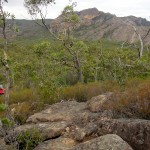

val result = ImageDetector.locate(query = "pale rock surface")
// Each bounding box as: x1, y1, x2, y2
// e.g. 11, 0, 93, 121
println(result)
71, 134, 133, 150
87, 92, 113, 112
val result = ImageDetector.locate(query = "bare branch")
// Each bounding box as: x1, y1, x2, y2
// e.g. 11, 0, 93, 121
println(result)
142, 28, 150, 40
123, 20, 144, 58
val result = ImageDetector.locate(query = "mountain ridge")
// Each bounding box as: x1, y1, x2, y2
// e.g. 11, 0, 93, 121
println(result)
72, 8, 150, 43
1, 8, 150, 44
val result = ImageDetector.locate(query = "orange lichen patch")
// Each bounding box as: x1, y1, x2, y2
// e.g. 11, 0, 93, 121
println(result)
84, 15, 97, 19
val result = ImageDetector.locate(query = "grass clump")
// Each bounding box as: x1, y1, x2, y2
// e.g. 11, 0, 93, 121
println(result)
9, 88, 39, 104
17, 129, 43, 150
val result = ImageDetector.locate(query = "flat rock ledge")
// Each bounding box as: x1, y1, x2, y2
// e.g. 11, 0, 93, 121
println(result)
71, 134, 133, 150
34, 134, 133, 150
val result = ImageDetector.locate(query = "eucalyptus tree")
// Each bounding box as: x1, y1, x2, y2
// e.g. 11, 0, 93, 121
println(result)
24, 0, 56, 37
24, 0, 87, 82
54, 5, 86, 82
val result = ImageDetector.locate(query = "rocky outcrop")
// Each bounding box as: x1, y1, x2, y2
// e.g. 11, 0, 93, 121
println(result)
87, 92, 113, 112
34, 134, 133, 150
1, 94, 150, 150
71, 134, 133, 150
34, 137, 76, 150
69, 122, 98, 142
97, 119, 150, 150
18, 122, 67, 138
26, 101, 91, 124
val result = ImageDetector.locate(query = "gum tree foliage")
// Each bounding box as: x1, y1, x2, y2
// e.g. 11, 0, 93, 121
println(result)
24, 0, 87, 82
24, 0, 55, 14
56, 5, 86, 83
24, 0, 55, 24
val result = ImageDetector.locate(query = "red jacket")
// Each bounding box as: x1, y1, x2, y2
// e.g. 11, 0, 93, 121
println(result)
0, 88, 5, 95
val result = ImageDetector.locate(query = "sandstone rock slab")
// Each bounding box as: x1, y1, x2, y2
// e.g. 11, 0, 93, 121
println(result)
34, 137, 76, 150
87, 92, 113, 112
26, 101, 88, 124
71, 134, 133, 150
97, 119, 150, 150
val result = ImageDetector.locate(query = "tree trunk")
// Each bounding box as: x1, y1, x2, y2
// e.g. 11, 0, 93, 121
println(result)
75, 53, 84, 83
138, 34, 144, 58
132, 25, 144, 58
77, 68, 83, 83
5, 68, 10, 106
94, 68, 98, 82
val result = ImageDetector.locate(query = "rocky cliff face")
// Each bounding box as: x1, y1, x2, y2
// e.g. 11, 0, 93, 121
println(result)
73, 8, 150, 44
1, 93, 150, 150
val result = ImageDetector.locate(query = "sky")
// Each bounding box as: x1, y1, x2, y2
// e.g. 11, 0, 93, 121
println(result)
3, 0, 150, 20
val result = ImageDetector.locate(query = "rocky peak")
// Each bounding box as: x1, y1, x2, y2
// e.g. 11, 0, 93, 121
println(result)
79, 8, 99, 15
121, 16, 150, 26
78, 8, 100, 20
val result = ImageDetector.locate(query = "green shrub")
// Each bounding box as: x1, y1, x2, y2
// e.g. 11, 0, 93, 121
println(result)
17, 129, 43, 150
0, 103, 7, 111
1, 118, 13, 128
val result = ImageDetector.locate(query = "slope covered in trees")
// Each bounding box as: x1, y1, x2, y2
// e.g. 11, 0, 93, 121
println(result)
2, 8, 150, 44
0, 1, 150, 149
0, 0, 150, 127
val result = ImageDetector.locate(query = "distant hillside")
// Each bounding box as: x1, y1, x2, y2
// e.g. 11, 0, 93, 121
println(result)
0, 19, 52, 41
74, 8, 150, 44
1, 8, 150, 44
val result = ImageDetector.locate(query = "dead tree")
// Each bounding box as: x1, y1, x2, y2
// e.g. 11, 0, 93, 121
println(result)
126, 21, 150, 58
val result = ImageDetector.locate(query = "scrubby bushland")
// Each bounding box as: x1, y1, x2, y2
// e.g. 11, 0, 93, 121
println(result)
100, 78, 150, 119
60, 78, 150, 119
0, 88, 44, 124
61, 81, 119, 102
1, 38, 150, 123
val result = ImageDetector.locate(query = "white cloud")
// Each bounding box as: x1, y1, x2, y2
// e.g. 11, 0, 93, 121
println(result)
3, 0, 150, 20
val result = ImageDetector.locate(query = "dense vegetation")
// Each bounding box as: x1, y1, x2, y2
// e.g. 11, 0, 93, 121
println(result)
0, 37, 150, 122
0, 2, 149, 150
0, 1, 150, 125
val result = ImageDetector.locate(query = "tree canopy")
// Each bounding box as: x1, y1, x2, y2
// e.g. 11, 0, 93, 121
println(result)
24, 0, 55, 16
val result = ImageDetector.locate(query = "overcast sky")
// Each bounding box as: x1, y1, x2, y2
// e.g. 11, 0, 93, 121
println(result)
3, 0, 150, 20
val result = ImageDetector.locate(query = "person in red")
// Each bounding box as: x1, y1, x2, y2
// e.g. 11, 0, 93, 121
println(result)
0, 84, 5, 95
